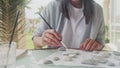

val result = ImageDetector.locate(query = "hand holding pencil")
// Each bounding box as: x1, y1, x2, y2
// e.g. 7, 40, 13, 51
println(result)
41, 29, 62, 47
39, 13, 68, 48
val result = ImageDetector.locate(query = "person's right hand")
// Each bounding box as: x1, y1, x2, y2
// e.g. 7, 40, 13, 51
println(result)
41, 29, 62, 46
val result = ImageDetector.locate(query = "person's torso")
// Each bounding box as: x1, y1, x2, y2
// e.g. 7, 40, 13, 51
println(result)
60, 4, 92, 48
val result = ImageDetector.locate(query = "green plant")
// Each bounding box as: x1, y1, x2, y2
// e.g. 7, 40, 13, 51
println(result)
105, 37, 110, 43
105, 25, 110, 43
0, 0, 30, 43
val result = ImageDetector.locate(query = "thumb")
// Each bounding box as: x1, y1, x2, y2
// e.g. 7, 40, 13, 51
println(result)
80, 44, 84, 50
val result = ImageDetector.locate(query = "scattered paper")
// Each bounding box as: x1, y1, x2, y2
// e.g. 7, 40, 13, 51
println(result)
38, 49, 120, 68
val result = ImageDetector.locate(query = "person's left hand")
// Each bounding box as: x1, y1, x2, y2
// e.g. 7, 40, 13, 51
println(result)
80, 39, 104, 51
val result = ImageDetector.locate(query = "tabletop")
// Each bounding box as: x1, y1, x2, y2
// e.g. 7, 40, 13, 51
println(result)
16, 49, 104, 68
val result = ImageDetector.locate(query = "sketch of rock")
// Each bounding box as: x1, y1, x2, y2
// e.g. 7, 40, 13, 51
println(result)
62, 50, 80, 58
98, 59, 108, 64
114, 56, 120, 61
92, 55, 108, 64
93, 51, 100, 54
76, 52, 80, 55
81, 59, 98, 65
93, 52, 111, 59
113, 51, 120, 56
99, 52, 111, 58
63, 56, 73, 61
41, 49, 120, 67
69, 53, 77, 58
62, 52, 69, 56
74, 51, 80, 55
58, 46, 66, 51
53, 57, 60, 61
107, 62, 115, 66
43, 60, 53, 64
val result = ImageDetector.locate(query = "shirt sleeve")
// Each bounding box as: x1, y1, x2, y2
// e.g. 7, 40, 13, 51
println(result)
32, 2, 52, 38
95, 6, 105, 45
32, 21, 48, 37
32, 0, 61, 38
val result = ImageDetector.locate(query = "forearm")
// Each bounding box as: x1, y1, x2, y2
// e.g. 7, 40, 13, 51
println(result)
32, 29, 62, 49
32, 36, 44, 49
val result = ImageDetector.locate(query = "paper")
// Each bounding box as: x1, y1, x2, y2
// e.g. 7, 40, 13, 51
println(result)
16, 49, 27, 58
16, 65, 25, 68
38, 49, 120, 68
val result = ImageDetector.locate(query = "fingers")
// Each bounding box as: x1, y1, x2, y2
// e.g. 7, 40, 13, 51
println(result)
45, 32, 61, 45
80, 44, 84, 50
94, 43, 104, 51
46, 29, 61, 40
85, 39, 95, 51
43, 36, 58, 46
89, 42, 97, 51
80, 39, 103, 51
82, 39, 91, 50
42, 29, 61, 46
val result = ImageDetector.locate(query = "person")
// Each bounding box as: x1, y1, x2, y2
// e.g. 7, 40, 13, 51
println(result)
32, 0, 105, 51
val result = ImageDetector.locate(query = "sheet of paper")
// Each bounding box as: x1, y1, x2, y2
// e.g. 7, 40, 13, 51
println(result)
38, 49, 120, 68
16, 49, 27, 58
16, 65, 25, 68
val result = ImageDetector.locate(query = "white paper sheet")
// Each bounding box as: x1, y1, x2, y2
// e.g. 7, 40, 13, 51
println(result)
16, 65, 25, 68
38, 49, 120, 68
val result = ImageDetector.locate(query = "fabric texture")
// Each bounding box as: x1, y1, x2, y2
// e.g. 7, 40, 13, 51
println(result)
33, 0, 105, 48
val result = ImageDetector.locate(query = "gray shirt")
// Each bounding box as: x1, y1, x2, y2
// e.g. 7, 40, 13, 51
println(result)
33, 0, 105, 48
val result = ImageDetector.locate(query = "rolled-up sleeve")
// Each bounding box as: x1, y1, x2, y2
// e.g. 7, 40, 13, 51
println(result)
96, 6, 105, 45
96, 18, 105, 45
32, 21, 48, 37
32, 2, 52, 38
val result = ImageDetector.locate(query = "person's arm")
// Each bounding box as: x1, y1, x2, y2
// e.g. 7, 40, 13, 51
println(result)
33, 29, 62, 49
32, 0, 62, 49
32, 1, 52, 49
80, 14, 105, 51
32, 36, 43, 49
32, 21, 47, 49
80, 3, 105, 51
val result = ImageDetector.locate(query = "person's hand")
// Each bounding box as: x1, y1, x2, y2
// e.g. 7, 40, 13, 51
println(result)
80, 39, 104, 51
41, 29, 62, 46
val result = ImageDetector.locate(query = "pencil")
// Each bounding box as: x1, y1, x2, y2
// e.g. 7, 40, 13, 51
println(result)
38, 13, 68, 49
